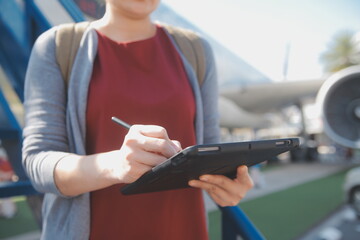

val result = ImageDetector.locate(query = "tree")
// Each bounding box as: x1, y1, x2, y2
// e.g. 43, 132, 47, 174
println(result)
320, 30, 360, 73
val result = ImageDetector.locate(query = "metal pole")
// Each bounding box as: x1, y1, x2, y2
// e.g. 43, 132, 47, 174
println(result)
220, 206, 266, 240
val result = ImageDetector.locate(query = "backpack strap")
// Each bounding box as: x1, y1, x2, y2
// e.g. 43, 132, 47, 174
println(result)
163, 24, 206, 86
55, 21, 90, 87
55, 22, 206, 87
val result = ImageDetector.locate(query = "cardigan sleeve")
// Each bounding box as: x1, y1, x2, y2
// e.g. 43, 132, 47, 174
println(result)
200, 38, 221, 144
22, 27, 71, 196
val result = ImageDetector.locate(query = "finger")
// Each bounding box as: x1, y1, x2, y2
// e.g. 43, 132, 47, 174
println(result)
234, 166, 254, 190
135, 125, 171, 139
207, 191, 232, 207
134, 151, 168, 167
189, 168, 253, 206
132, 125, 180, 156
171, 140, 182, 152
198, 173, 245, 201
199, 174, 234, 192
139, 135, 179, 158
188, 179, 236, 206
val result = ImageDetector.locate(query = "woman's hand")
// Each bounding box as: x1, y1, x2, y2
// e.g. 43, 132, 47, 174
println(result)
188, 166, 253, 207
108, 124, 182, 184
54, 124, 181, 196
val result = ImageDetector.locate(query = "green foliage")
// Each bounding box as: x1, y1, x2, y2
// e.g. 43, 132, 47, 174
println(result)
321, 30, 360, 73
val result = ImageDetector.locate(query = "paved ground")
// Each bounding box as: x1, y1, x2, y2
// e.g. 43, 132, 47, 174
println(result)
298, 205, 360, 240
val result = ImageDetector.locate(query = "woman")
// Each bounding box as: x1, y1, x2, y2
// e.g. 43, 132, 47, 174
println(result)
22, 0, 253, 239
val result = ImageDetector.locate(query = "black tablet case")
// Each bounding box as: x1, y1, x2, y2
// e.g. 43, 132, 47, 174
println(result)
121, 138, 299, 195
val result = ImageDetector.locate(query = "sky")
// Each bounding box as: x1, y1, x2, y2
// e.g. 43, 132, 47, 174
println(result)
162, 0, 360, 81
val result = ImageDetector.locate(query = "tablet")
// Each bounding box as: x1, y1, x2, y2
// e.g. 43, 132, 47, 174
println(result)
121, 137, 299, 195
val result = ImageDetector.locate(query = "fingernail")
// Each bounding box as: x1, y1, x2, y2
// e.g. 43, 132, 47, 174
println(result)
200, 176, 208, 181
171, 140, 182, 152
239, 165, 247, 172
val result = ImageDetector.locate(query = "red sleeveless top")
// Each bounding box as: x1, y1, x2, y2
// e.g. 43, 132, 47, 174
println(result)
86, 26, 208, 240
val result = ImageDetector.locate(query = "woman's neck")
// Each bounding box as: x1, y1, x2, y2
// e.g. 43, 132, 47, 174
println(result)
92, 9, 156, 43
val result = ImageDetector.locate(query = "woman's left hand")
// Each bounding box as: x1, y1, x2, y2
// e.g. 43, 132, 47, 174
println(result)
188, 165, 254, 207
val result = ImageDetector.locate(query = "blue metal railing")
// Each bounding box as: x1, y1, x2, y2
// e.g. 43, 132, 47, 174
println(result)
0, 0, 51, 196
220, 206, 266, 240
0, 1, 266, 239
58, 0, 85, 22
0, 89, 25, 180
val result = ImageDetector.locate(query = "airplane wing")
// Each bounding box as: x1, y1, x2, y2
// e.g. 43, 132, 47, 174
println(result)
219, 79, 325, 128
218, 96, 272, 128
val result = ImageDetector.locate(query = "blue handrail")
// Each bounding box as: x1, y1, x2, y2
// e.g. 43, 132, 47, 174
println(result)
0, 89, 25, 180
58, 0, 85, 22
0, 181, 38, 198
220, 206, 266, 240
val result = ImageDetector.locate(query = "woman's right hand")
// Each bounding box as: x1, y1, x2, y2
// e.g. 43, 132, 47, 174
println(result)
54, 125, 181, 197
102, 125, 182, 184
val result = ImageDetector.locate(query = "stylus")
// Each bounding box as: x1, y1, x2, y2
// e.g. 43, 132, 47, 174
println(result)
111, 116, 131, 130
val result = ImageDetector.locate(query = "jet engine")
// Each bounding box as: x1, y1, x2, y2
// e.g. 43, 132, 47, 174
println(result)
317, 65, 360, 149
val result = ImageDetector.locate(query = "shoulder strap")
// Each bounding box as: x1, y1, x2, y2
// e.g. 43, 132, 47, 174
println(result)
55, 21, 90, 87
163, 25, 206, 86
55, 22, 206, 87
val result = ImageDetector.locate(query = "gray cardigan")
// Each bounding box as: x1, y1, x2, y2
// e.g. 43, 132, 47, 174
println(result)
22, 24, 220, 239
